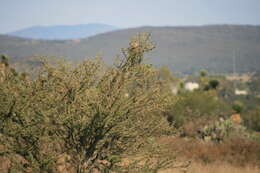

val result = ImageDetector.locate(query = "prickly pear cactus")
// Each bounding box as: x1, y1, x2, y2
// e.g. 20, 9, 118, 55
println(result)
197, 117, 247, 142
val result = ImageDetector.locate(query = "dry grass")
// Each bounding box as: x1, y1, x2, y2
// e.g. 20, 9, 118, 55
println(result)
160, 162, 260, 173
118, 135, 260, 173
157, 135, 260, 167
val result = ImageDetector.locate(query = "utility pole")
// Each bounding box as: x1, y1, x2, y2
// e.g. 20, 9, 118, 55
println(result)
233, 49, 239, 90
233, 49, 237, 90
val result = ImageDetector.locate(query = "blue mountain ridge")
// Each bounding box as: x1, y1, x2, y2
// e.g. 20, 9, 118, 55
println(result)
8, 23, 119, 40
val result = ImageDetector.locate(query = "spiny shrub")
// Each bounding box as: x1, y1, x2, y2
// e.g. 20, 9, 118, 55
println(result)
197, 118, 249, 142
0, 34, 173, 173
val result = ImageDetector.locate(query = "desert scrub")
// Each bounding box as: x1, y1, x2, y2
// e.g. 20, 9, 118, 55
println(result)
197, 118, 249, 142
0, 34, 175, 173
165, 90, 228, 128
242, 107, 260, 132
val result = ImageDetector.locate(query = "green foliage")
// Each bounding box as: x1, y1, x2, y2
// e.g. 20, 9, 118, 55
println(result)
232, 100, 244, 113
0, 34, 174, 172
1, 54, 9, 66
208, 79, 219, 89
0, 62, 60, 172
198, 118, 248, 142
179, 82, 184, 89
165, 90, 228, 128
199, 70, 207, 78
242, 107, 260, 131
203, 79, 220, 91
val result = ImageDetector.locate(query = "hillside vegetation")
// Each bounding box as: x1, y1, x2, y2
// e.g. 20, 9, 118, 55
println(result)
1, 25, 260, 74
0, 34, 260, 173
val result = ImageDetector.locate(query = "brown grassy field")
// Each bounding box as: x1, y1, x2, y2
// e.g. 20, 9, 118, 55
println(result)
155, 135, 260, 173
160, 162, 260, 173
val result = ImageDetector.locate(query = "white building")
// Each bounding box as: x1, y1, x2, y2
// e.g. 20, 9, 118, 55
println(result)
184, 82, 199, 91
235, 89, 248, 95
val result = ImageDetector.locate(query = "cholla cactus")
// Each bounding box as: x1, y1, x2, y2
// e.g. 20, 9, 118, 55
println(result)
0, 55, 9, 82
119, 33, 155, 71
0, 34, 172, 173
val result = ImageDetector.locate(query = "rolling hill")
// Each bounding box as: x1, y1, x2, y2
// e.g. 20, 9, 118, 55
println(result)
7, 24, 118, 40
1, 25, 260, 74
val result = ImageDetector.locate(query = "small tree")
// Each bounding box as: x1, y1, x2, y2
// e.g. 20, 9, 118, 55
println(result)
199, 70, 207, 78
209, 79, 219, 89
55, 33, 169, 172
242, 107, 260, 131
232, 101, 244, 114
204, 79, 220, 91
165, 90, 228, 128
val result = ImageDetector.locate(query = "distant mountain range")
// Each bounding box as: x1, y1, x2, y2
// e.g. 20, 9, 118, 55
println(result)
7, 24, 119, 40
1, 25, 260, 74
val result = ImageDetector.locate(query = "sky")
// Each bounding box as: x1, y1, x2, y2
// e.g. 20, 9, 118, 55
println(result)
0, 0, 260, 33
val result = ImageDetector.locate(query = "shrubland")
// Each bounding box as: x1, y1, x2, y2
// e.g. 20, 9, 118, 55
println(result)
0, 33, 259, 173
0, 34, 179, 173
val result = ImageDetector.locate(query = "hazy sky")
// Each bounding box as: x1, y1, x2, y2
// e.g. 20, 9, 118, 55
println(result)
1, 0, 259, 33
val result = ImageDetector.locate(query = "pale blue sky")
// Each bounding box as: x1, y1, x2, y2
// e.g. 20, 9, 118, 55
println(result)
0, 0, 259, 33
